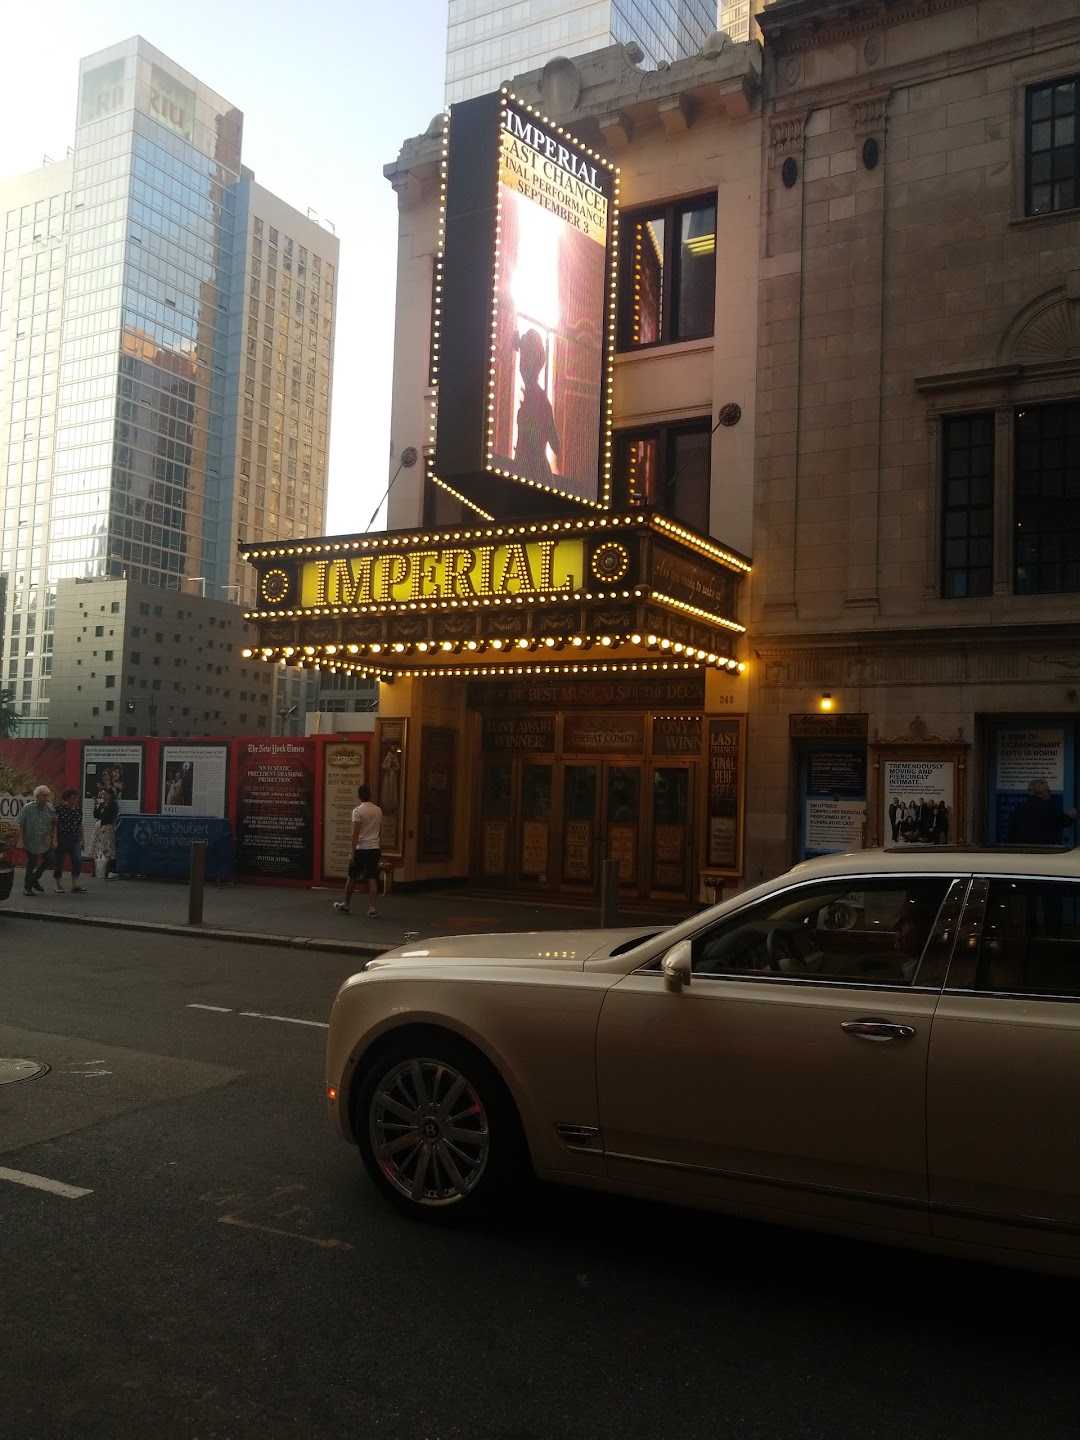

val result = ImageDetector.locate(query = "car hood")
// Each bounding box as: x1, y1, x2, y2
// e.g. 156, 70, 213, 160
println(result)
364, 926, 660, 971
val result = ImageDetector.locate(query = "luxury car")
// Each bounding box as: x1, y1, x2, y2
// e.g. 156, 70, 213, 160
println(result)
327, 848, 1080, 1274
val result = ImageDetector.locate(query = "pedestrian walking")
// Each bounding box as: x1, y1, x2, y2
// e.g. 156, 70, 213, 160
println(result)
334, 784, 384, 918
17, 785, 56, 897
91, 786, 119, 879
53, 787, 86, 893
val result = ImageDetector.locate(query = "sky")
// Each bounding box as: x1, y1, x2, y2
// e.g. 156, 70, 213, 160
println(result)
1, 0, 448, 536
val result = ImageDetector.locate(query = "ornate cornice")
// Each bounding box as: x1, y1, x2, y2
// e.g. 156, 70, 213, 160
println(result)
760, 0, 976, 55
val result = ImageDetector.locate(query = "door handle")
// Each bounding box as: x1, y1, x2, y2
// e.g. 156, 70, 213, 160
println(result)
840, 1019, 916, 1042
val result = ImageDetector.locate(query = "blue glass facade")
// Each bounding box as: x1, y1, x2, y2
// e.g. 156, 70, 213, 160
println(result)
0, 38, 338, 723
445, 0, 716, 104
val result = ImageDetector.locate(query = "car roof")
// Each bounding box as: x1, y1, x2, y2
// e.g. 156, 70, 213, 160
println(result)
787, 846, 1080, 879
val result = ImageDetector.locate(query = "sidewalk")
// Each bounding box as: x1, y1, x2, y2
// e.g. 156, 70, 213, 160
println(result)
0, 873, 692, 957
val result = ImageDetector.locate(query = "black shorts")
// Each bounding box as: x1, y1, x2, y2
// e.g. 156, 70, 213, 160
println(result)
349, 848, 381, 882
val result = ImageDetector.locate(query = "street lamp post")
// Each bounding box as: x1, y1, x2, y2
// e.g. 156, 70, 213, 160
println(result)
148, 699, 158, 737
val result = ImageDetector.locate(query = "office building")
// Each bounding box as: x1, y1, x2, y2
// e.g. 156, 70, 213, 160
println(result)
48, 576, 272, 739
0, 37, 338, 728
445, 0, 718, 104
717, 0, 774, 45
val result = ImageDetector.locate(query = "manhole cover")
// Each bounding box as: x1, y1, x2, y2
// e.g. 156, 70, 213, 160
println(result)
0, 1059, 49, 1086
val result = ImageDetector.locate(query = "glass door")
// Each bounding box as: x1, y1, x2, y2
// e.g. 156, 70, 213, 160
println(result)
520, 764, 553, 884
650, 765, 693, 898
562, 765, 597, 886
606, 765, 642, 888
479, 762, 512, 880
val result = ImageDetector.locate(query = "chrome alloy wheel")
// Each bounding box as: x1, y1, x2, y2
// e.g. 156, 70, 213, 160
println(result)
369, 1057, 490, 1206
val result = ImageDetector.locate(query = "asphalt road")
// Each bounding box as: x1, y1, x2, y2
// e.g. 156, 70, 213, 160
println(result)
1, 920, 1075, 1440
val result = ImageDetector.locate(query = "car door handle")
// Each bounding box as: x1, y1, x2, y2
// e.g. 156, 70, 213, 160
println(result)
840, 1019, 916, 1042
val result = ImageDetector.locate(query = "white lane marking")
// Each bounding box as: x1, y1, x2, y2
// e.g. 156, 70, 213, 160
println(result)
0, 1166, 93, 1199
237, 1010, 329, 1030
186, 1003, 233, 1013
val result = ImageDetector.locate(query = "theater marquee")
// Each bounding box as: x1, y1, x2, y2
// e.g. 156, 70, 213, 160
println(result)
243, 515, 748, 685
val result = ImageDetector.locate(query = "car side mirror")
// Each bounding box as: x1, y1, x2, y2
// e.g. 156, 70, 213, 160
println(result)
661, 939, 692, 992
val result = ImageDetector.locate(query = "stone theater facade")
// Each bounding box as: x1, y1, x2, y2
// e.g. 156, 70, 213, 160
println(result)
247, 0, 1080, 898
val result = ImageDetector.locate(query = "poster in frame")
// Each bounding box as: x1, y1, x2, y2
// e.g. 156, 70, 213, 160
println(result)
870, 731, 968, 849
703, 715, 746, 878
375, 718, 408, 858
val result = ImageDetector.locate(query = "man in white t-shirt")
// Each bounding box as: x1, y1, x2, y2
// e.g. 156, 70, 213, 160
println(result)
334, 784, 384, 918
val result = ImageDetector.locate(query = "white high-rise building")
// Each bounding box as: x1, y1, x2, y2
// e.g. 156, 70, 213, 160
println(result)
445, 0, 718, 104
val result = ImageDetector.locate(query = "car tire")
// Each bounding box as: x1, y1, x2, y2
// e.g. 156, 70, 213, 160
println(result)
353, 1032, 527, 1222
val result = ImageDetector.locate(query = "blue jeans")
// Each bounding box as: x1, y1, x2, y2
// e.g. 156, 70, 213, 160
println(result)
54, 836, 83, 883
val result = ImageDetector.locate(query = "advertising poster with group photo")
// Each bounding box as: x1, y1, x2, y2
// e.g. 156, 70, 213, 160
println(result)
234, 740, 315, 880
82, 744, 144, 834
321, 741, 368, 882
0, 739, 69, 856
883, 759, 954, 848
160, 744, 229, 817
487, 102, 612, 504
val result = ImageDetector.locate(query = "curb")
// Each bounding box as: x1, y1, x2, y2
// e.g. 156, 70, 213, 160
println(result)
0, 906, 388, 959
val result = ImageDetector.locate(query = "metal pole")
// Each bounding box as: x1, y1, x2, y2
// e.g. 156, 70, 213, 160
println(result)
600, 857, 620, 928
188, 840, 207, 926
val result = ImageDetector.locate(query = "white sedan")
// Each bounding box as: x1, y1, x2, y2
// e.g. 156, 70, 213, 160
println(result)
326, 848, 1080, 1275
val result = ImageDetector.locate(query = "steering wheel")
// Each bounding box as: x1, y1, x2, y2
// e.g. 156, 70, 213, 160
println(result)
766, 926, 806, 972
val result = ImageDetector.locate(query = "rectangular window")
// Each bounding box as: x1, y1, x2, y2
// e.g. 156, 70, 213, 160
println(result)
617, 196, 716, 350
615, 420, 712, 533
1014, 401, 1080, 594
105, 675, 115, 688
978, 879, 1080, 995
1026, 77, 1078, 217
941, 414, 994, 599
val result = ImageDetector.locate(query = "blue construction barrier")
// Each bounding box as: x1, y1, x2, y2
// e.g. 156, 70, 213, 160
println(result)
115, 814, 234, 880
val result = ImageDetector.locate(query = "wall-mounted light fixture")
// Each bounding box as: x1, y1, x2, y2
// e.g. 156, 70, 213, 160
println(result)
820, 692, 834, 711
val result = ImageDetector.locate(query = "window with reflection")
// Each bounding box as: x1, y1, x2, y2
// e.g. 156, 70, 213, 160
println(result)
618, 195, 716, 350
685, 876, 957, 987
616, 419, 711, 532
1015, 401, 1080, 594
1026, 77, 1078, 216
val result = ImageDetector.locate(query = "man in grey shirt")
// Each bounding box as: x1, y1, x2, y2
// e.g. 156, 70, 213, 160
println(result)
18, 785, 57, 897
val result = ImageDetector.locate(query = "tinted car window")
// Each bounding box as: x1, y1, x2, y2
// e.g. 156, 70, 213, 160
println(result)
977, 878, 1080, 996
689, 877, 955, 986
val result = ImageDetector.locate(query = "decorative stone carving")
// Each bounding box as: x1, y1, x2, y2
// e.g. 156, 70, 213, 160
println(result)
540, 57, 581, 115
849, 91, 890, 137
783, 57, 800, 88
1011, 297, 1080, 364
864, 34, 882, 65
769, 114, 805, 166
872, 717, 967, 746
599, 110, 634, 148
657, 94, 694, 134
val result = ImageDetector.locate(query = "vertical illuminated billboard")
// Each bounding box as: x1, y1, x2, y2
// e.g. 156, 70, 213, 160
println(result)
432, 91, 618, 518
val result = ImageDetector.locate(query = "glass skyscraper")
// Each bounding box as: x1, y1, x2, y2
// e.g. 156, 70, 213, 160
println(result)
445, 0, 718, 104
0, 38, 338, 724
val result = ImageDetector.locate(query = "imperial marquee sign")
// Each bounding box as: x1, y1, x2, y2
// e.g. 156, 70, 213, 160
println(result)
297, 539, 585, 608
244, 515, 748, 683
